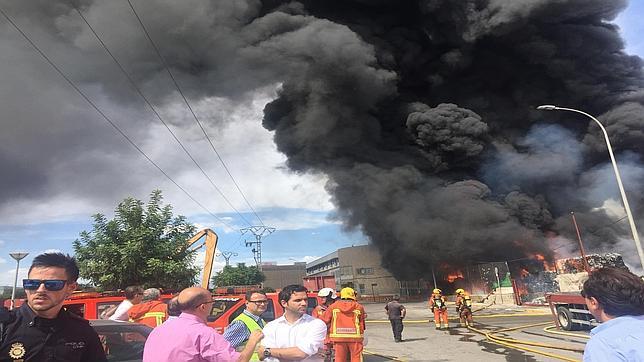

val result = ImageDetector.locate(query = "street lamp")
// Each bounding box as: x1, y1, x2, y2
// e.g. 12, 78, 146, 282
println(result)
537, 105, 644, 269
9, 252, 29, 310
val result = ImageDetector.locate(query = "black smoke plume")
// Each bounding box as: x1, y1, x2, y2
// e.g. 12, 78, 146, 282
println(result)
260, 0, 644, 277
2, 0, 643, 278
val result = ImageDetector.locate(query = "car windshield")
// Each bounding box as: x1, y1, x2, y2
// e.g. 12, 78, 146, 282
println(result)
92, 322, 151, 362
208, 298, 241, 322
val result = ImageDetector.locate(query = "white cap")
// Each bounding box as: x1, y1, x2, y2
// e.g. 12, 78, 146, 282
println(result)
318, 287, 337, 298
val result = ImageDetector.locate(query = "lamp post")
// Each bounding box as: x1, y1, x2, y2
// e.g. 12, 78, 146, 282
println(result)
537, 105, 644, 269
9, 252, 29, 310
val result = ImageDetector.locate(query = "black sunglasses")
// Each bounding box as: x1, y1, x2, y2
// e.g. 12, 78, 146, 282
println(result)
248, 300, 268, 305
23, 279, 67, 291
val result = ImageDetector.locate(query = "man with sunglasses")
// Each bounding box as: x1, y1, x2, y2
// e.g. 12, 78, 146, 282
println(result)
224, 290, 268, 360
143, 286, 263, 362
0, 252, 107, 361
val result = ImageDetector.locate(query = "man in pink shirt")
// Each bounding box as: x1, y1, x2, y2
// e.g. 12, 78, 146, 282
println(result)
143, 287, 263, 362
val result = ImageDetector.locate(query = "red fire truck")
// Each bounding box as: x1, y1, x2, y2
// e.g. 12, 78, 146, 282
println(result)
546, 292, 597, 331
7, 290, 320, 333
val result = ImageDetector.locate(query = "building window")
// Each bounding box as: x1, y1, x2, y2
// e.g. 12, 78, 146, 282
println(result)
356, 267, 374, 275
359, 284, 365, 294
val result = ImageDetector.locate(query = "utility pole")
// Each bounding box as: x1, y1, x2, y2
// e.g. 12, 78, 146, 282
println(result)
241, 226, 275, 271
218, 251, 238, 266
570, 212, 591, 273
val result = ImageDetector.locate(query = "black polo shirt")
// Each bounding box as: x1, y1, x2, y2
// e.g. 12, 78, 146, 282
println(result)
0, 304, 106, 362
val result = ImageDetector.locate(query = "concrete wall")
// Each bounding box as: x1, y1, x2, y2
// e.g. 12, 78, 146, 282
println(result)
262, 263, 306, 290
337, 245, 400, 296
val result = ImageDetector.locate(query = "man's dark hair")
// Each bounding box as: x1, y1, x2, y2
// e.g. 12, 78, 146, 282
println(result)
245, 290, 266, 301
392, 294, 400, 301
29, 253, 79, 282
278, 284, 307, 304
167, 297, 181, 317
582, 267, 644, 317
124, 286, 144, 300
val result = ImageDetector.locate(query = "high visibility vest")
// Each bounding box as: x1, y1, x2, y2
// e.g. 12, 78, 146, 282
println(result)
232, 312, 265, 361
328, 306, 364, 342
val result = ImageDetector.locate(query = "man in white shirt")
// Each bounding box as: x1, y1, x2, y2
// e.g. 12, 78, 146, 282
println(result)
258, 285, 326, 361
109, 285, 143, 321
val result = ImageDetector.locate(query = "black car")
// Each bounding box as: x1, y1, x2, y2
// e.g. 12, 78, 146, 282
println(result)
89, 320, 152, 362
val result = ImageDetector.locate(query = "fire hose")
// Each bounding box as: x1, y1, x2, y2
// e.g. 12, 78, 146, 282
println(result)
543, 325, 590, 339
467, 321, 583, 362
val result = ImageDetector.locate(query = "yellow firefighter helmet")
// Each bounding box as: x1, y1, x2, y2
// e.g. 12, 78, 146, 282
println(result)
455, 288, 465, 295
432, 288, 442, 294
340, 287, 356, 300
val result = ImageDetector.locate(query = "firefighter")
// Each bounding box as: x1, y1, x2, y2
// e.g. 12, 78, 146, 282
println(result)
429, 288, 448, 329
455, 288, 473, 327
312, 287, 337, 318
321, 287, 366, 362
312, 288, 337, 362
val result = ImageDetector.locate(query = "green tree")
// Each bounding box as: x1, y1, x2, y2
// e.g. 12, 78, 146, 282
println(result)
73, 190, 199, 290
212, 263, 265, 287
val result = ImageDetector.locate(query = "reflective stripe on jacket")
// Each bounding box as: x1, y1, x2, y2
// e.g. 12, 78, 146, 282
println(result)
128, 301, 168, 328
322, 300, 366, 342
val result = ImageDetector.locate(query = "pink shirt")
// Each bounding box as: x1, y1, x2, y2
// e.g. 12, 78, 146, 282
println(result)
143, 312, 240, 362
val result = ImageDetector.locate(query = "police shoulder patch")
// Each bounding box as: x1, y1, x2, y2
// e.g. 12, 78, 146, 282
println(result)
9, 342, 26, 360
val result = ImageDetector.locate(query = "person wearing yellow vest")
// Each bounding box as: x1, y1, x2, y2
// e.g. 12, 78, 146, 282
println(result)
128, 288, 168, 328
321, 287, 366, 362
224, 290, 268, 361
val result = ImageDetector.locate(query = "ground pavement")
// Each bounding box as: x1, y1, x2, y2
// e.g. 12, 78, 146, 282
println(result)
360, 300, 588, 362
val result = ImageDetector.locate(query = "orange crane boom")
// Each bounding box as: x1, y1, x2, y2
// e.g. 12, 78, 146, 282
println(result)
186, 228, 219, 289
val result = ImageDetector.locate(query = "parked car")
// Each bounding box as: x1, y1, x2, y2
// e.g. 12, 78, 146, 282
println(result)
90, 319, 152, 362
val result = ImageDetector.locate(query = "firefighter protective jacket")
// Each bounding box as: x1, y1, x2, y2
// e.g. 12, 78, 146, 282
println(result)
456, 293, 473, 311
429, 294, 447, 311
321, 300, 366, 342
128, 300, 168, 328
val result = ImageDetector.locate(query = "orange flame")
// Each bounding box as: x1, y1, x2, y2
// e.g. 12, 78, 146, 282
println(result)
446, 271, 464, 283
535, 254, 556, 271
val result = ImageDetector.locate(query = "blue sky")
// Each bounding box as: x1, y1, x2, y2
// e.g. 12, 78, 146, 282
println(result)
1, 1, 643, 286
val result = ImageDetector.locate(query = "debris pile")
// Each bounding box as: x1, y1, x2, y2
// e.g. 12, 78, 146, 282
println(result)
517, 271, 559, 304
555, 253, 628, 273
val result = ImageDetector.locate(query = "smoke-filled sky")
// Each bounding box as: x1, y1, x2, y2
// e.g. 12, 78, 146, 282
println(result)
1, 0, 643, 283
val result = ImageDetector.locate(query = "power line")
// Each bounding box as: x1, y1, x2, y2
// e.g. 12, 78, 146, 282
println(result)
0, 5, 233, 230
126, 0, 265, 227
71, 5, 253, 228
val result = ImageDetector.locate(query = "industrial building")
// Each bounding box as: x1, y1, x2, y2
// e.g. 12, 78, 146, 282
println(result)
261, 262, 307, 290
304, 245, 424, 299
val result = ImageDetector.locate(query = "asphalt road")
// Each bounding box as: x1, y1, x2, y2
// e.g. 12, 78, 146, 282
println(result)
360, 301, 590, 362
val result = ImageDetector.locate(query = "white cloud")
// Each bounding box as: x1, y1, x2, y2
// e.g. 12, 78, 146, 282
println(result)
0, 267, 28, 287
0, 87, 333, 228
260, 212, 340, 231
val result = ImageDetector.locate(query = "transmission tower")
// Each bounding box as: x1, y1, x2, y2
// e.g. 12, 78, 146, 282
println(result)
217, 251, 238, 266
241, 226, 276, 270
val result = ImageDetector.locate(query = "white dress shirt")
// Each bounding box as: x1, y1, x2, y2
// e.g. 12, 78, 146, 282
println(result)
261, 313, 327, 361
109, 299, 133, 321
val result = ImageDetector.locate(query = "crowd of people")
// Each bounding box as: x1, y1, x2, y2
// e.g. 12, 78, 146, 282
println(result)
1, 251, 643, 361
